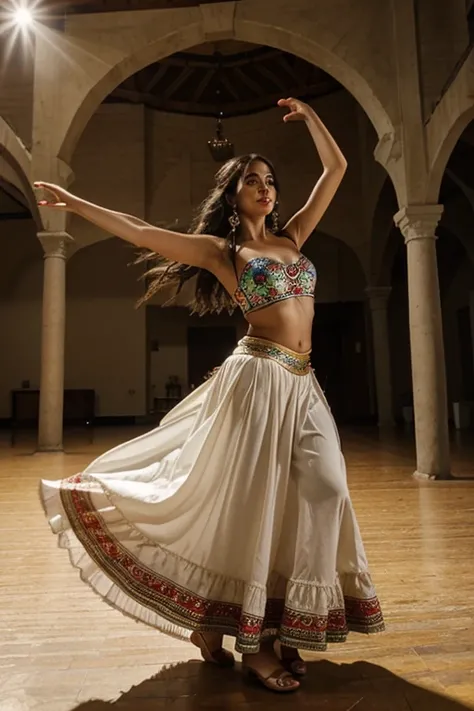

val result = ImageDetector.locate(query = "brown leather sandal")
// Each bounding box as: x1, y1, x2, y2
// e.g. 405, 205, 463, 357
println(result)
278, 643, 307, 677
190, 631, 235, 668
244, 665, 300, 692
280, 656, 307, 677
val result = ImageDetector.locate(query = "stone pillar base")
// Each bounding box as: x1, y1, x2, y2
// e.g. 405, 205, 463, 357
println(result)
412, 470, 454, 481
34, 446, 64, 454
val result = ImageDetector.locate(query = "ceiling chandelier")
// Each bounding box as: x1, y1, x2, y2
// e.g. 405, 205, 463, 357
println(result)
208, 111, 234, 162
207, 52, 234, 162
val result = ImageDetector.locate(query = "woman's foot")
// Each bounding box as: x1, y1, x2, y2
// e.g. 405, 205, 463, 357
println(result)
190, 631, 235, 668
276, 641, 307, 677
242, 645, 300, 692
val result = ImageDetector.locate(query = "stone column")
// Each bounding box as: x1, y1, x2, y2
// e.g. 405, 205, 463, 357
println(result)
37, 231, 73, 452
366, 286, 394, 427
394, 205, 451, 479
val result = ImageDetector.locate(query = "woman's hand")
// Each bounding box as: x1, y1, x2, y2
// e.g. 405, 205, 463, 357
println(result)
277, 97, 315, 123
34, 182, 79, 212
277, 97, 346, 248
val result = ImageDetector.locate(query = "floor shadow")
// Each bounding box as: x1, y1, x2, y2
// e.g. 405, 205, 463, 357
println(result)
72, 659, 471, 711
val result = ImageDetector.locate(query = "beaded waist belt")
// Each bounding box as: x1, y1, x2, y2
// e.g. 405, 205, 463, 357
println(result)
233, 336, 312, 376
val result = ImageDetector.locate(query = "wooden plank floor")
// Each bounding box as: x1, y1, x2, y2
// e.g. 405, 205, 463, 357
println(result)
1, 426, 474, 711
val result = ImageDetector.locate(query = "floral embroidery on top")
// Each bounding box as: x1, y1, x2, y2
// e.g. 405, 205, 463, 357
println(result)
234, 255, 317, 315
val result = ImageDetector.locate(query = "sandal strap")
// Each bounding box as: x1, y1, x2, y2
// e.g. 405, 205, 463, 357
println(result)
191, 631, 234, 667
210, 648, 234, 663
265, 668, 295, 685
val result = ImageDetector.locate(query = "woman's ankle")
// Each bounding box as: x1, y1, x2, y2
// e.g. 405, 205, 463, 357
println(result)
280, 645, 301, 657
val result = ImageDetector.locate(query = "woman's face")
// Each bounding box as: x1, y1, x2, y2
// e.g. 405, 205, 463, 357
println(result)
233, 160, 277, 219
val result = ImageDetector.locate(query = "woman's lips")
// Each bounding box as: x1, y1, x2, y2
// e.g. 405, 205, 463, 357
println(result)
257, 198, 272, 205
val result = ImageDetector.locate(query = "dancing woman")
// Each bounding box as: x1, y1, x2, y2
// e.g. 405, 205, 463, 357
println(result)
37, 98, 384, 693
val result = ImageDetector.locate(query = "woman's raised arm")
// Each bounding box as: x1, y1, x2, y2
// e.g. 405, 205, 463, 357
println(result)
276, 99, 347, 248
34, 182, 225, 271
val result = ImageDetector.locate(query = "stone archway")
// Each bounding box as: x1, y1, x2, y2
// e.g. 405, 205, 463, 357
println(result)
32, 3, 396, 170
0, 119, 44, 407
32, 1, 401, 450
425, 47, 474, 203
66, 236, 143, 299
440, 174, 474, 270
0, 116, 41, 227
427, 104, 474, 203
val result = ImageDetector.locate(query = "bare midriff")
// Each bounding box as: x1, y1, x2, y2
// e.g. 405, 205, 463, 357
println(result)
243, 295, 314, 354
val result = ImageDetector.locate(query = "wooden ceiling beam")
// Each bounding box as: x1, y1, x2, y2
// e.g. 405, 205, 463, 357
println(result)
143, 64, 169, 94
160, 49, 281, 70
277, 55, 303, 86
254, 63, 287, 93
163, 66, 193, 99
109, 82, 339, 117
233, 67, 262, 95
220, 74, 241, 102
192, 68, 215, 102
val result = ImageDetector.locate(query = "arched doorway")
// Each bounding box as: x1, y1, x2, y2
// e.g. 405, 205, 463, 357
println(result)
0, 119, 43, 427
31, 6, 395, 170
308, 232, 369, 424
29, 5, 401, 445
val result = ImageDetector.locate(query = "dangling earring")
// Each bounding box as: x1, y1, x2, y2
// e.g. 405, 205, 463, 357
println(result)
229, 206, 240, 233
272, 203, 279, 232
228, 206, 239, 270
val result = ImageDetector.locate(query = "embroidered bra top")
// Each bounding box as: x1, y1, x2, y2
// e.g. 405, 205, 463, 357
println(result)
233, 240, 317, 316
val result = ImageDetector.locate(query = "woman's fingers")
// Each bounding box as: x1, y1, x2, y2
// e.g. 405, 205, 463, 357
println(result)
38, 199, 67, 208
279, 97, 305, 122
283, 111, 304, 122
34, 181, 56, 193
34, 182, 62, 205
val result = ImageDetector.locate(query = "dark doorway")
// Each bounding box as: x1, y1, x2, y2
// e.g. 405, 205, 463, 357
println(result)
457, 306, 474, 400
187, 326, 237, 389
312, 302, 371, 424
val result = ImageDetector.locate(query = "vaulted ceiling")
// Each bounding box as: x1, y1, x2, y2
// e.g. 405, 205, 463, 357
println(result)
106, 41, 340, 118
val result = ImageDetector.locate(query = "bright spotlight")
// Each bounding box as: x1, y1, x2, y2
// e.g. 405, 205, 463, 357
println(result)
14, 6, 34, 27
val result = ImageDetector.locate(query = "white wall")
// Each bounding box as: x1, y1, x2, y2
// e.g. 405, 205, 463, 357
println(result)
65, 297, 146, 416
65, 236, 146, 416
69, 103, 146, 245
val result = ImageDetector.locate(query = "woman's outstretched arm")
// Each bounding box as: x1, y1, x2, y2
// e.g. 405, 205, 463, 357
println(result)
34, 182, 225, 271
278, 98, 347, 248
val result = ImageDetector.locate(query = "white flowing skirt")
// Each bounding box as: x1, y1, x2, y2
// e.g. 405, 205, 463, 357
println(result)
40, 336, 384, 653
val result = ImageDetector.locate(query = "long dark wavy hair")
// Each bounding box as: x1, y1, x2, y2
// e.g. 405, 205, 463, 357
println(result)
136, 153, 282, 315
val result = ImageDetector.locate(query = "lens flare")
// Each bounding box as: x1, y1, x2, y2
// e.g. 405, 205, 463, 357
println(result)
14, 6, 34, 27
